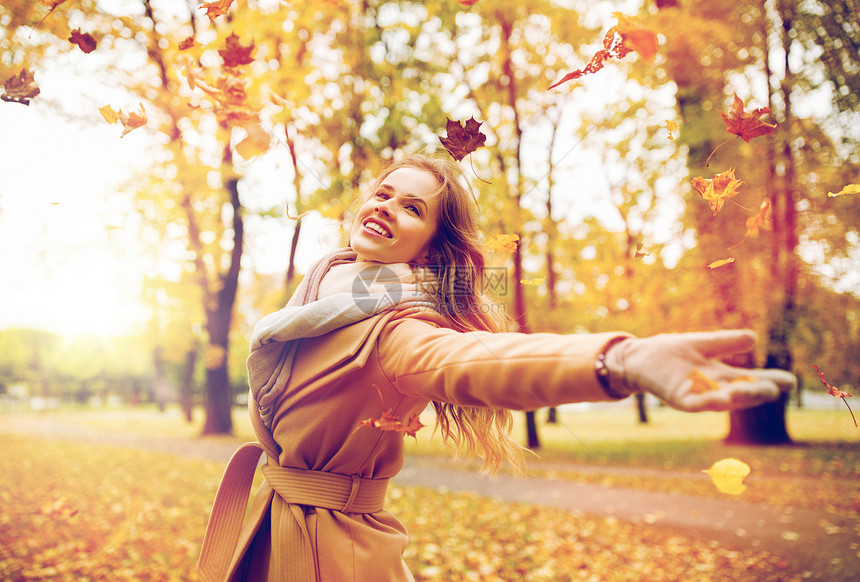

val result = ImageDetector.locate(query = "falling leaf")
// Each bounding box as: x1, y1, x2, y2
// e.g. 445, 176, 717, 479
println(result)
235, 123, 272, 159
707, 257, 735, 269
691, 168, 744, 215
178, 36, 199, 51
665, 120, 679, 141
69, 29, 97, 53
828, 184, 860, 198
612, 12, 658, 64
32, 0, 68, 30
485, 234, 519, 253
550, 14, 655, 90
520, 277, 545, 286
719, 92, 776, 143
704, 458, 751, 495
219, 32, 254, 68
2, 69, 40, 106
100, 104, 147, 137
729, 199, 772, 250
439, 117, 487, 161
688, 370, 720, 394
201, 0, 234, 22
457, 0, 482, 5
812, 365, 857, 427
359, 386, 425, 438
634, 242, 650, 258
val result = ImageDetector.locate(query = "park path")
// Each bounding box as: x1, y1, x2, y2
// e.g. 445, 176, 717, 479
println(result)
3, 414, 859, 580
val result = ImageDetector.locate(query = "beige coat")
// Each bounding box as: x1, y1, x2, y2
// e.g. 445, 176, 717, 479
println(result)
198, 307, 628, 581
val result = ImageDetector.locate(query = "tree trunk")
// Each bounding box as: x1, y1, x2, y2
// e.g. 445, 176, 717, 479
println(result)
525, 411, 541, 449
179, 346, 196, 423
728, 0, 795, 444
202, 174, 244, 435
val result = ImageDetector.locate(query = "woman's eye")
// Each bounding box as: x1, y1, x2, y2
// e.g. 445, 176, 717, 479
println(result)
374, 191, 389, 200
406, 204, 420, 215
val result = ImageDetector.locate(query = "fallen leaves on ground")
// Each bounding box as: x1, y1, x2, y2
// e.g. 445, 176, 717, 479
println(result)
0, 435, 226, 581
388, 484, 788, 581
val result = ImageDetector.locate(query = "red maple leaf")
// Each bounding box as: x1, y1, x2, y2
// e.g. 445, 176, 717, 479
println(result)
1, 69, 40, 106
219, 33, 255, 68
358, 386, 425, 439
69, 29, 97, 54
439, 117, 487, 161
550, 14, 656, 90
813, 365, 856, 428
720, 92, 777, 142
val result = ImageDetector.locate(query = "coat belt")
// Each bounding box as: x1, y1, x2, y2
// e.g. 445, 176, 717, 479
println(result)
197, 442, 389, 582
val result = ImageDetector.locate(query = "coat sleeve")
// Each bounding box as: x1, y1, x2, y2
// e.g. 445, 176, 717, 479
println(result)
376, 316, 633, 410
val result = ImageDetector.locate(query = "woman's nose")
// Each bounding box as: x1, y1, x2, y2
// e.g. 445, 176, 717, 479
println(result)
373, 200, 392, 216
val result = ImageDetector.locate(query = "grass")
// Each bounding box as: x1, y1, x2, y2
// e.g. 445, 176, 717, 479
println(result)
2, 404, 857, 580
0, 432, 796, 581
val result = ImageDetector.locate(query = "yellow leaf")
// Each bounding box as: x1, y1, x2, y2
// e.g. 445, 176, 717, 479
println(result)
688, 370, 719, 394
520, 277, 545, 286
707, 257, 735, 269
99, 104, 120, 124
828, 184, 860, 197
235, 123, 272, 160
485, 234, 519, 253
691, 168, 744, 215
704, 458, 750, 495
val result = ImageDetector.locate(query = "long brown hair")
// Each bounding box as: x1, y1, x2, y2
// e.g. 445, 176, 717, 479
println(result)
353, 154, 527, 475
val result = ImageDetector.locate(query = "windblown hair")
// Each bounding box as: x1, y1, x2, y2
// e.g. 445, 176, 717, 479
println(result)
354, 154, 527, 476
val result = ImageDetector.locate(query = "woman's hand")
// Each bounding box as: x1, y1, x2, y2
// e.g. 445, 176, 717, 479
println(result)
603, 330, 797, 412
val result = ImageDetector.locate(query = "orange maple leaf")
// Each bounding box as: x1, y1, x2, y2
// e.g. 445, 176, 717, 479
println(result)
550, 14, 656, 90
728, 199, 772, 250
812, 365, 856, 427
612, 12, 658, 64
720, 92, 776, 142
706, 93, 777, 165
359, 386, 425, 439
69, 29, 97, 54
692, 168, 744, 215
2, 68, 40, 106
485, 234, 519, 253
201, 0, 234, 22
439, 117, 487, 161
100, 104, 147, 137
178, 36, 199, 51
219, 33, 255, 68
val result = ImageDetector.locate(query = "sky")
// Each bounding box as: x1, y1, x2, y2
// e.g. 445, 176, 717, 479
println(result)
0, 85, 337, 337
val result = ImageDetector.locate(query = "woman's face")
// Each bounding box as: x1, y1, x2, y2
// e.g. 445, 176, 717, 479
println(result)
350, 166, 441, 264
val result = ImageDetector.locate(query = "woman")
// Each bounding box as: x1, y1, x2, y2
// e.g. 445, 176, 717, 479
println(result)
198, 154, 795, 581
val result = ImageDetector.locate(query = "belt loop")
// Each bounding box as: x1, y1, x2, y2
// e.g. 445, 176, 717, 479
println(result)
341, 475, 360, 513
